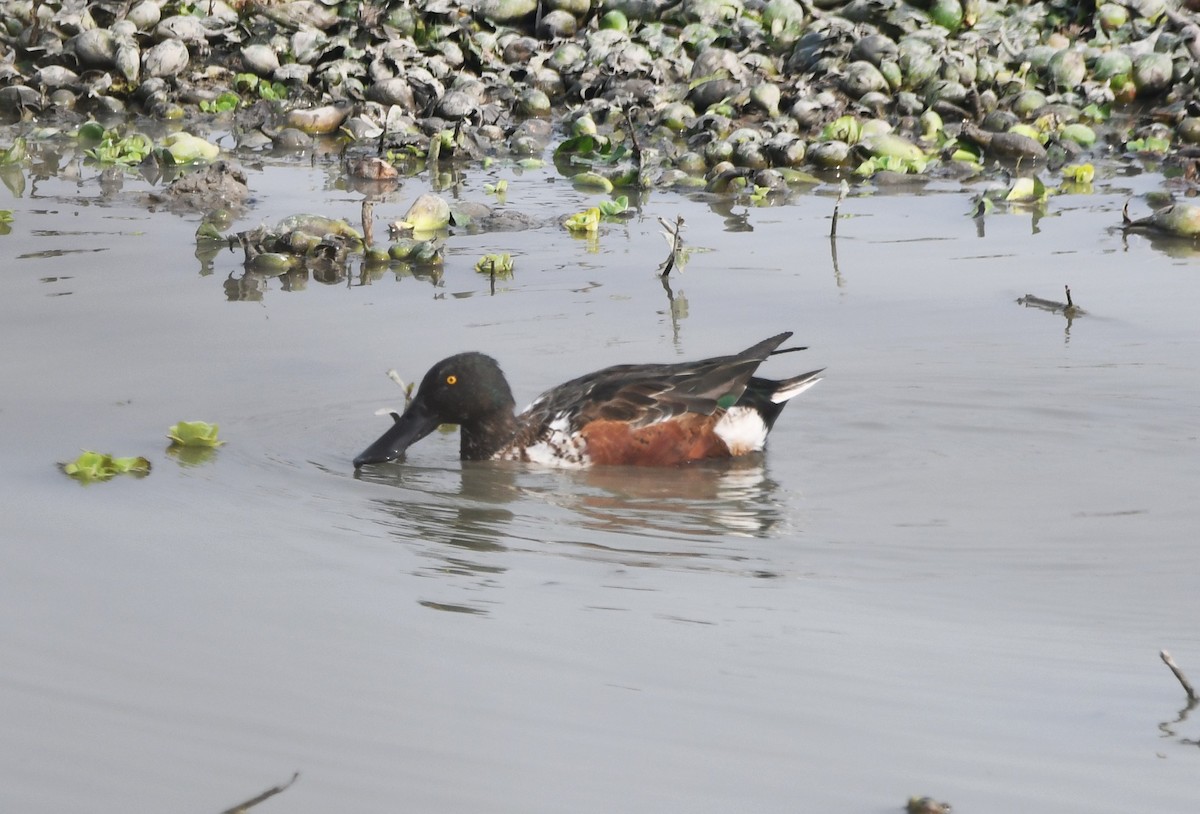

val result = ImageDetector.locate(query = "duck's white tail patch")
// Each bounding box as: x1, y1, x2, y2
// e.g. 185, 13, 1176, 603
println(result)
714, 406, 769, 455
771, 373, 823, 404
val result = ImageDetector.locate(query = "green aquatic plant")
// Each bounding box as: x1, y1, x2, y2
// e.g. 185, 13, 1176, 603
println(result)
80, 124, 154, 165
199, 91, 241, 113
563, 207, 601, 234
388, 238, 442, 263
1059, 163, 1095, 194
0, 137, 27, 165
1005, 176, 1049, 203
163, 132, 220, 163
474, 253, 514, 277
235, 73, 287, 101
61, 451, 151, 482
597, 196, 629, 217
1126, 135, 1171, 155
167, 421, 224, 448
393, 193, 450, 235
571, 171, 614, 193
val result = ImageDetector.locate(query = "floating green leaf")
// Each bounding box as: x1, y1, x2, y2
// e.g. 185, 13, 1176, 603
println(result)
1005, 176, 1048, 202
572, 172, 613, 193
167, 421, 224, 448
1061, 163, 1095, 183
0, 137, 26, 165
164, 132, 220, 163
748, 185, 771, 203
484, 179, 508, 195
597, 195, 629, 217
61, 450, 151, 482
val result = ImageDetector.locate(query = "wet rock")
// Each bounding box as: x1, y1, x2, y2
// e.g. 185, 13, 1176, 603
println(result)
0, 85, 41, 113
478, 0, 538, 25
241, 44, 281, 77
538, 9, 578, 39
72, 29, 118, 69
142, 39, 189, 79
154, 15, 208, 47
153, 160, 251, 211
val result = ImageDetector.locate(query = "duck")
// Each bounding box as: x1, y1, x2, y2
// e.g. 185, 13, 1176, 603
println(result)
353, 331, 823, 469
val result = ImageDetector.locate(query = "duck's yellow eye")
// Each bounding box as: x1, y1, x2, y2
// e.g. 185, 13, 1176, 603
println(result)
446, 375, 457, 385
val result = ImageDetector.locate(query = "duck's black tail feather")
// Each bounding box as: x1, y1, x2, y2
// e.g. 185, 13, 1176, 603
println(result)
739, 369, 824, 429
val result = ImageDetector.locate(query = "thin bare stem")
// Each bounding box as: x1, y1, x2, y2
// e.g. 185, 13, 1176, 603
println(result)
657, 216, 685, 276
1161, 650, 1199, 703
831, 180, 849, 238
220, 772, 299, 814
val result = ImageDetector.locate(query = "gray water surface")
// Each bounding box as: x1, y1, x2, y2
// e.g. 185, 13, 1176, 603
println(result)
2, 153, 1199, 813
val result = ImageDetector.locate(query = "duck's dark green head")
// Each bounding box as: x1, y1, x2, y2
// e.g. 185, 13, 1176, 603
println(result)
354, 352, 516, 467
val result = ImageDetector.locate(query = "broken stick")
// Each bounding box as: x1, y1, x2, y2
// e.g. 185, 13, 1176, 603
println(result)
1161, 650, 1198, 703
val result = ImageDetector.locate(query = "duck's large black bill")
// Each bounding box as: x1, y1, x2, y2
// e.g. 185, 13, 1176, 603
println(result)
353, 401, 441, 468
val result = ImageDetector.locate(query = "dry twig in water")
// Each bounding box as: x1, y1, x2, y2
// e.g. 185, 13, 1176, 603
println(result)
658, 216, 685, 276
1161, 650, 1198, 704
220, 772, 300, 814
361, 200, 374, 249
831, 180, 849, 238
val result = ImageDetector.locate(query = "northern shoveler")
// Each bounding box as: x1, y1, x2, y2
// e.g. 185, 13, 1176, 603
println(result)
353, 332, 823, 469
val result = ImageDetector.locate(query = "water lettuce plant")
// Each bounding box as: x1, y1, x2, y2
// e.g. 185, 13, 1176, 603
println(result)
61, 451, 151, 482
475, 253, 514, 277
167, 421, 224, 448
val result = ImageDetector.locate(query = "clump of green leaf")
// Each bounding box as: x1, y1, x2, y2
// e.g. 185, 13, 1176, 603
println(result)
387, 238, 442, 263
79, 122, 154, 165
234, 73, 287, 101
1059, 163, 1095, 194
474, 253, 514, 277
199, 91, 241, 114
563, 207, 601, 234
167, 421, 224, 448
820, 115, 863, 144
61, 451, 151, 482
484, 179, 508, 195
747, 185, 773, 204
1061, 163, 1095, 183
563, 195, 630, 234
1126, 135, 1171, 155
854, 154, 929, 177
